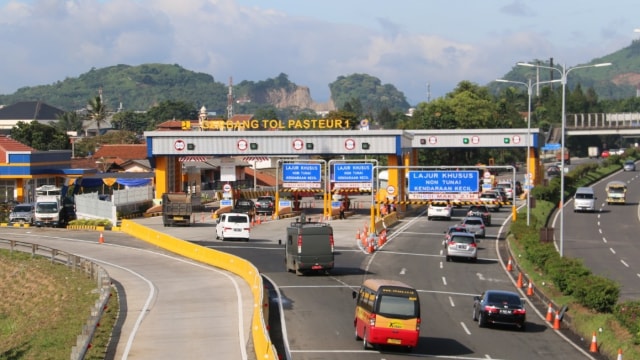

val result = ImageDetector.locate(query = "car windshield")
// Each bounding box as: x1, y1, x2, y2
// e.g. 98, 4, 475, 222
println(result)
464, 219, 482, 225
487, 293, 521, 307
36, 203, 58, 213
228, 215, 248, 223
12, 205, 32, 212
451, 235, 473, 244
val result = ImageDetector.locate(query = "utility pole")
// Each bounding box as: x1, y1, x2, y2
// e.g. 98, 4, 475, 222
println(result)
227, 77, 234, 119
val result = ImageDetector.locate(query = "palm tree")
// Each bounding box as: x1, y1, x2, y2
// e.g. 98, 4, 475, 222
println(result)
55, 111, 84, 134
86, 95, 108, 136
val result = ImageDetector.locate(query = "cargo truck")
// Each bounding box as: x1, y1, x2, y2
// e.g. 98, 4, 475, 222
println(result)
555, 148, 570, 165
284, 213, 334, 275
162, 193, 193, 226
34, 195, 64, 227
588, 146, 600, 159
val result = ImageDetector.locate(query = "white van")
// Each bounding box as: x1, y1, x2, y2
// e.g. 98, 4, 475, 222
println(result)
215, 213, 251, 241
573, 187, 597, 212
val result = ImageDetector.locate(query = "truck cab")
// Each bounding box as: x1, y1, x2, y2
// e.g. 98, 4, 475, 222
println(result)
605, 181, 627, 205
35, 195, 63, 227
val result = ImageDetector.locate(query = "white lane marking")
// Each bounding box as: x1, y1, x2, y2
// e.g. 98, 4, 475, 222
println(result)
461, 321, 471, 335
621, 259, 629, 267
440, 261, 443, 269
599, 228, 603, 234
442, 276, 447, 286
400, 267, 407, 275
602, 237, 607, 244
476, 273, 486, 281
449, 296, 455, 307
610, 248, 616, 255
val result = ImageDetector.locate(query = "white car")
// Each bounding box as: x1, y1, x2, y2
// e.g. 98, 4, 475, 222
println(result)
427, 202, 452, 220
215, 213, 251, 241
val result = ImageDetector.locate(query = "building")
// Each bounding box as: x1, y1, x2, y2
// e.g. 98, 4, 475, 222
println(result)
0, 101, 66, 134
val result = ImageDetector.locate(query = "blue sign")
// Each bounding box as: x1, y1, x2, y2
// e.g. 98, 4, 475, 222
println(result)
333, 163, 373, 182
408, 171, 479, 193
283, 163, 322, 182
542, 143, 561, 151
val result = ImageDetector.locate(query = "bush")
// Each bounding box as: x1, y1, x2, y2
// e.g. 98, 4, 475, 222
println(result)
545, 256, 590, 294
572, 275, 620, 313
523, 241, 557, 270
69, 218, 113, 227
614, 301, 640, 344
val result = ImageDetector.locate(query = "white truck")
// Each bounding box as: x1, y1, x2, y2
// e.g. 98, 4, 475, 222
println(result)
34, 195, 64, 227
588, 146, 600, 159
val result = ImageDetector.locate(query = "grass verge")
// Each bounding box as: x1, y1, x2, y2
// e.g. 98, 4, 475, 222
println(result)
0, 249, 119, 359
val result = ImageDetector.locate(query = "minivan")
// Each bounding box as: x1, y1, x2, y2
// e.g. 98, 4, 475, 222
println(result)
215, 212, 251, 241
574, 187, 597, 212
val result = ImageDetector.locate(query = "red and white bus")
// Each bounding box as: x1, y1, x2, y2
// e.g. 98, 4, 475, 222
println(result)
352, 279, 421, 351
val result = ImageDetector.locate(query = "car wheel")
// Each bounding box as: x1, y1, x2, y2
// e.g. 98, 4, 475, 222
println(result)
354, 328, 361, 341
518, 322, 526, 331
362, 329, 370, 350
471, 256, 477, 263
245, 238, 249, 242
472, 306, 478, 321
478, 311, 486, 327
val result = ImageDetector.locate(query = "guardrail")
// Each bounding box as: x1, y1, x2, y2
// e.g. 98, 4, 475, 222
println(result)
0, 239, 111, 360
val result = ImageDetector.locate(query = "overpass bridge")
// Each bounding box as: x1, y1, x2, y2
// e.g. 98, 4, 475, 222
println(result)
565, 112, 640, 136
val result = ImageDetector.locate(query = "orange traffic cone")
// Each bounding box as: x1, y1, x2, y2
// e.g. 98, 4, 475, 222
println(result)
516, 272, 523, 288
506, 257, 513, 271
553, 311, 561, 330
526, 281, 534, 296
546, 303, 554, 322
355, 229, 360, 241
367, 237, 375, 254
256, 215, 261, 225
589, 332, 598, 353
617, 348, 623, 360
99, 232, 104, 244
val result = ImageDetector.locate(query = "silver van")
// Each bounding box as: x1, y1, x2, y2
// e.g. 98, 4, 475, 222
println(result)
574, 187, 597, 212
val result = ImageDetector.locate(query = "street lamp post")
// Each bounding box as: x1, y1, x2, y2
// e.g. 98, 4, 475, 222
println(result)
517, 61, 611, 257
495, 78, 561, 226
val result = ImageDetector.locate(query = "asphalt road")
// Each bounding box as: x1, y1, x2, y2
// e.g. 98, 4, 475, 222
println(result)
0, 187, 619, 360
551, 163, 640, 301
0, 227, 253, 360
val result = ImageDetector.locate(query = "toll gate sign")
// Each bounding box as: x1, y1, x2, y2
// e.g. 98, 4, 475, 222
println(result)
333, 163, 373, 182
408, 171, 479, 193
283, 163, 322, 188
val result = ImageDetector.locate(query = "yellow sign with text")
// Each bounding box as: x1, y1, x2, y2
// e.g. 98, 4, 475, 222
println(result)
200, 119, 351, 131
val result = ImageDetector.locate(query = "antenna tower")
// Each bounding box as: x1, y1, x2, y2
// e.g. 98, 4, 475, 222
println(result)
227, 77, 234, 119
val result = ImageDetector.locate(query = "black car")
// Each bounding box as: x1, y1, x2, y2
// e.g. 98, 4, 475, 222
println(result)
255, 196, 275, 215
467, 205, 491, 226
472, 290, 526, 330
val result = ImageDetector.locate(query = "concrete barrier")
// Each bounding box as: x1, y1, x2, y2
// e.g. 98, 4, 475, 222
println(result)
119, 220, 278, 360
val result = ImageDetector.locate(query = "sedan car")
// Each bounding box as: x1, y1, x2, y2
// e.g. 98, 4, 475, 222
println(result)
601, 149, 610, 158
472, 290, 526, 330
255, 196, 275, 215
623, 160, 636, 172
444, 231, 478, 262
479, 191, 501, 211
443, 225, 470, 247
460, 216, 486, 238
467, 205, 491, 226
427, 201, 452, 220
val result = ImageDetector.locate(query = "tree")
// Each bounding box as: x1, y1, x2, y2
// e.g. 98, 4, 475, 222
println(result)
54, 111, 84, 134
146, 100, 198, 128
111, 111, 151, 133
86, 95, 109, 135
11, 121, 70, 151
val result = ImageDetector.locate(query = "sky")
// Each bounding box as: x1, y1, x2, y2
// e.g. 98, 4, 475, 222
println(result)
0, 0, 638, 106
